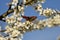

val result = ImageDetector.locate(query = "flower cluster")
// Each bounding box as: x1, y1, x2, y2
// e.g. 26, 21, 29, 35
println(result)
35, 7, 57, 17
6, 16, 16, 24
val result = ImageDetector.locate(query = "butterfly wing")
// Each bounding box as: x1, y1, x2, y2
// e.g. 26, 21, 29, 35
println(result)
30, 16, 37, 21
22, 16, 29, 21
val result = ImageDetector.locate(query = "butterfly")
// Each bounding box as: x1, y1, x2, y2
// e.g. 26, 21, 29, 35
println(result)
21, 15, 37, 22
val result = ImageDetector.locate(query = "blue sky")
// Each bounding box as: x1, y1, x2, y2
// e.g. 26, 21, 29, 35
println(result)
0, 0, 60, 40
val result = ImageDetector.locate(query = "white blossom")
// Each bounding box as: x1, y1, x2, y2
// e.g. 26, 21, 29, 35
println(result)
42, 8, 54, 16
38, 0, 45, 3
5, 25, 13, 33
10, 30, 20, 37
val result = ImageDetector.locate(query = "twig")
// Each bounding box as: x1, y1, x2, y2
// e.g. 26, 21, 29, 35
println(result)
0, 9, 14, 22
0, 29, 6, 32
